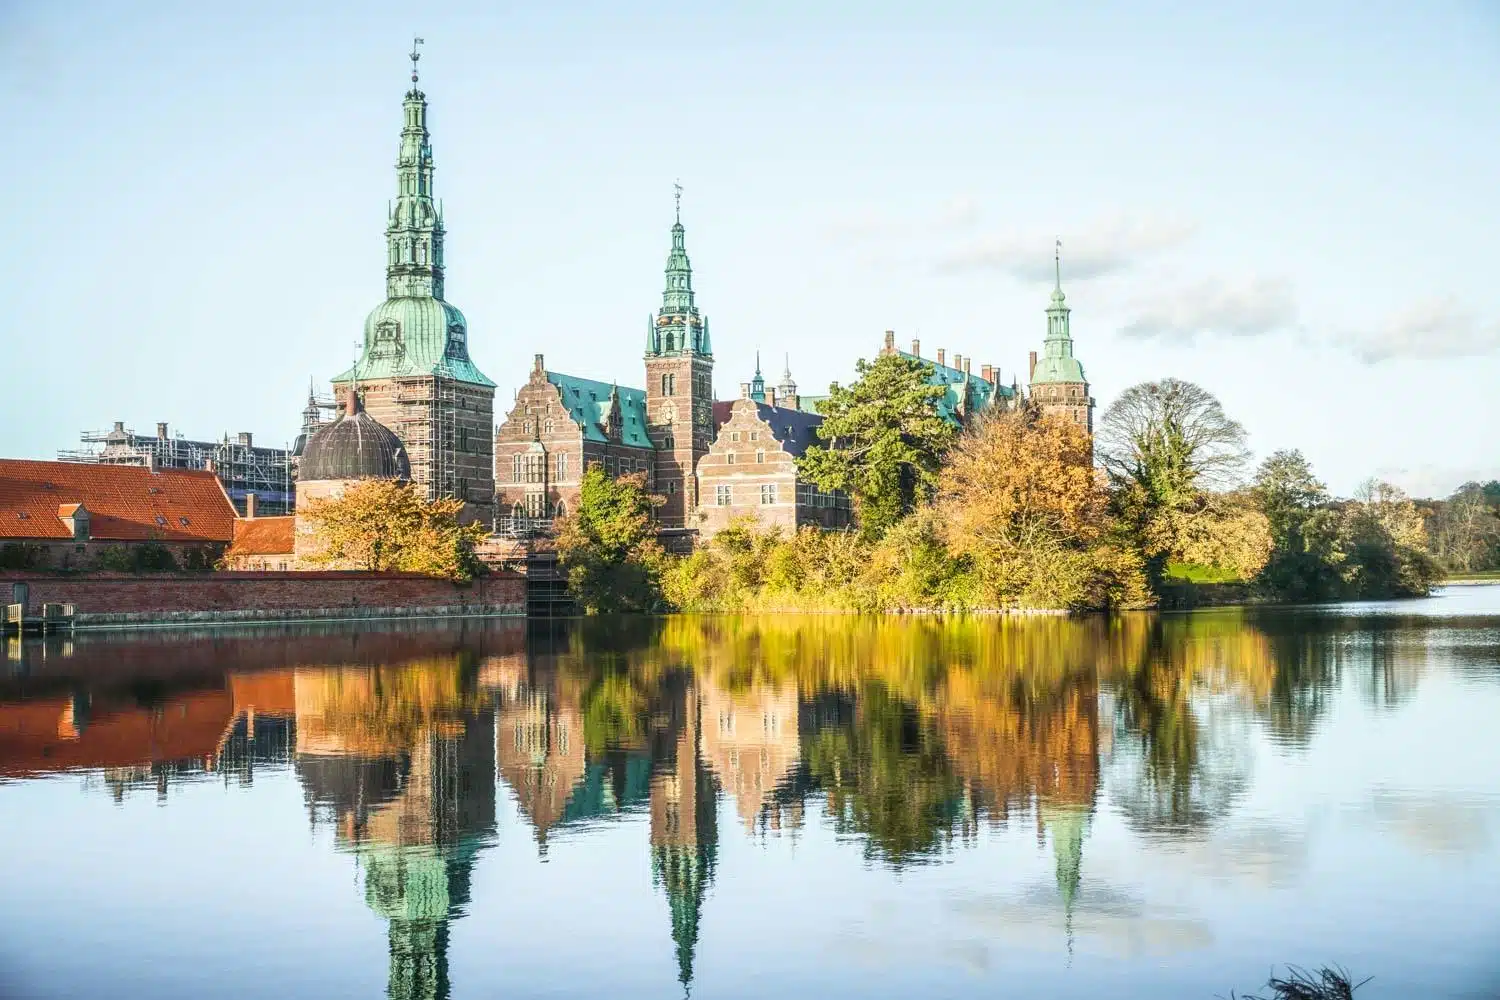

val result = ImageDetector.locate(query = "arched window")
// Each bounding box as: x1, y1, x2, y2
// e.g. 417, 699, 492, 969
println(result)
553, 500, 568, 519
664, 435, 675, 450
662, 373, 676, 396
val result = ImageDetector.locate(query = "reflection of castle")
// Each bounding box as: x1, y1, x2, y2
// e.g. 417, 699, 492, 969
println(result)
292, 667, 497, 1000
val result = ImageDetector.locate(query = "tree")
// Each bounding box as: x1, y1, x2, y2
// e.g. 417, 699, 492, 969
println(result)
1339, 480, 1437, 597
555, 467, 666, 613
301, 480, 486, 580
799, 352, 956, 539
1098, 379, 1251, 583
1251, 450, 1340, 599
935, 409, 1149, 608
1428, 481, 1500, 573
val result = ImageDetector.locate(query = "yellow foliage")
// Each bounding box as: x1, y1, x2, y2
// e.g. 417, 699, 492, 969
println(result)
300, 479, 486, 581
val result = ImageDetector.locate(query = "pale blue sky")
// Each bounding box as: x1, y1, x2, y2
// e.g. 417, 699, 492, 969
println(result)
2, 1, 1496, 497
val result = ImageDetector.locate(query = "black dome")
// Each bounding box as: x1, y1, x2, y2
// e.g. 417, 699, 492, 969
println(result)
298, 401, 411, 483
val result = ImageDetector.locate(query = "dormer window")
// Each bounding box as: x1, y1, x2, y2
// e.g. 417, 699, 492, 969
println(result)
155, 516, 168, 527
179, 517, 190, 527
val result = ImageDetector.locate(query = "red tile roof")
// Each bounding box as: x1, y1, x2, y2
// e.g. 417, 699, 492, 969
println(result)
0, 459, 237, 542
227, 516, 295, 557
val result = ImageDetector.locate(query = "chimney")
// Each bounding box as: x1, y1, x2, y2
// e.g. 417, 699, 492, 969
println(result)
954, 353, 963, 372
1029, 350, 1038, 382
147, 452, 158, 473
981, 364, 993, 383
911, 338, 920, 357
346, 385, 362, 416
156, 422, 168, 440
245, 493, 258, 519
237, 431, 252, 447
883, 330, 895, 353
741, 382, 752, 399
937, 349, 946, 367
963, 358, 971, 376
113, 421, 125, 433
203, 457, 214, 474
533, 353, 545, 376
767, 387, 778, 408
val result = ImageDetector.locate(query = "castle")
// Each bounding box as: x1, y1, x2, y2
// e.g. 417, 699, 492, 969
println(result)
308, 48, 1095, 548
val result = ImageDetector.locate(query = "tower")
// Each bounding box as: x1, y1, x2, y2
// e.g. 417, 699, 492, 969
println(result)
644, 184, 714, 531
1027, 241, 1095, 434
333, 40, 496, 523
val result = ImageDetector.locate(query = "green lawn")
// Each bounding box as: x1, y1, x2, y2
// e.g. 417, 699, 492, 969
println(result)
1444, 571, 1500, 582
1164, 562, 1246, 584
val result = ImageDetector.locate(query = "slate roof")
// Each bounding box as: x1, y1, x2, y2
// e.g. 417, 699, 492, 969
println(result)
713, 400, 826, 459
298, 410, 411, 483
546, 372, 654, 449
0, 459, 237, 542
227, 516, 296, 557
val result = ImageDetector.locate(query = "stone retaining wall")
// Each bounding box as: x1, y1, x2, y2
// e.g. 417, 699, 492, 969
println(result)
0, 571, 526, 627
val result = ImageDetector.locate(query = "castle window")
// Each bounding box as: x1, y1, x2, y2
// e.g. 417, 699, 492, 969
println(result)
755, 451, 765, 464
760, 484, 778, 505
664, 435, 675, 449
556, 453, 569, 480
731, 431, 741, 443
544, 419, 554, 434
554, 500, 568, 519
662, 373, 676, 396
512, 454, 523, 482
726, 453, 736, 465
668, 481, 678, 494
606, 457, 616, 476
716, 485, 732, 506
749, 431, 759, 441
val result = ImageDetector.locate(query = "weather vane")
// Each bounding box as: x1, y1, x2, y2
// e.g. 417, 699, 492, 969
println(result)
674, 179, 682, 222
1055, 237, 1062, 286
410, 36, 425, 84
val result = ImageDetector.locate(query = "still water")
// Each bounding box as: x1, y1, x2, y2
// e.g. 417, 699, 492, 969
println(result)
3, 589, 1500, 999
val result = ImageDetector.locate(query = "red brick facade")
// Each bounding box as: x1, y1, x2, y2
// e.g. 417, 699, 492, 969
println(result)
696, 398, 851, 540
645, 352, 714, 529
493, 356, 656, 522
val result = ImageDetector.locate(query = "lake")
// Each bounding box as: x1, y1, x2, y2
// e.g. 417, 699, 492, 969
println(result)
2, 588, 1499, 999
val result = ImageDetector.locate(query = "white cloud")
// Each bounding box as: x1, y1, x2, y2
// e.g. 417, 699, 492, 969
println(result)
937, 213, 1197, 282
1118, 276, 1298, 342
1341, 298, 1500, 363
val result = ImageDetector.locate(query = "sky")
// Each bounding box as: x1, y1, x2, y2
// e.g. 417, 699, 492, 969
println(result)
1, 0, 1496, 498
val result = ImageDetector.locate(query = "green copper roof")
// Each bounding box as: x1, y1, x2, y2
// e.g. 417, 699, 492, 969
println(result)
335, 297, 495, 387
337, 68, 493, 389
1030, 251, 1088, 386
796, 395, 829, 414
546, 372, 653, 449
894, 350, 1014, 424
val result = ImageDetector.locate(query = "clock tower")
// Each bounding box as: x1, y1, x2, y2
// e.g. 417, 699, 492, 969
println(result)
644, 186, 715, 532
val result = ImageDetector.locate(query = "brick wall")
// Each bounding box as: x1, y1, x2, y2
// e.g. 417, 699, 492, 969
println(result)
1, 571, 525, 626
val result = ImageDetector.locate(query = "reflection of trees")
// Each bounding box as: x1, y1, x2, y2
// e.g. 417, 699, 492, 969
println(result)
803, 685, 965, 864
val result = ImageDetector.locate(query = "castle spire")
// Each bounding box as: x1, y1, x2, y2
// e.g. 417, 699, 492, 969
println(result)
649, 182, 707, 358
386, 39, 445, 300
1045, 239, 1072, 352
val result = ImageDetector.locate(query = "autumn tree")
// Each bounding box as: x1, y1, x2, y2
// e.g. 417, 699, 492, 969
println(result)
555, 467, 667, 613
935, 409, 1150, 609
799, 352, 956, 539
300, 479, 486, 581
1427, 481, 1500, 573
1251, 449, 1341, 599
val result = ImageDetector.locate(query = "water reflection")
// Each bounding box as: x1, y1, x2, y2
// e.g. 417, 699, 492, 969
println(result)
2, 596, 1500, 997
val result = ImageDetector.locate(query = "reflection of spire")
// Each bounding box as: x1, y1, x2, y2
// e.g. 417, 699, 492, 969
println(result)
650, 681, 719, 995
1041, 802, 1089, 961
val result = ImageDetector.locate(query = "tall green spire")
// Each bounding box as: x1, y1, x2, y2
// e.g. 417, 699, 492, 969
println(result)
749, 351, 765, 402
387, 38, 444, 300
1031, 238, 1088, 385
647, 182, 710, 358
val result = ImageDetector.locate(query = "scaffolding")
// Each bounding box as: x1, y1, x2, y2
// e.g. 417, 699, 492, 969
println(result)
58, 421, 294, 515
393, 377, 460, 502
